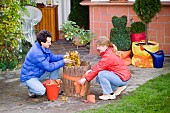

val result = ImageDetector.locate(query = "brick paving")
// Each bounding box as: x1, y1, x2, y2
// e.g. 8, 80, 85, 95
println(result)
0, 39, 170, 113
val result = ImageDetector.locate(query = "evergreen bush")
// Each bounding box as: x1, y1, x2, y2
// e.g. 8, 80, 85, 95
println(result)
110, 15, 131, 51
131, 22, 146, 34
68, 0, 89, 30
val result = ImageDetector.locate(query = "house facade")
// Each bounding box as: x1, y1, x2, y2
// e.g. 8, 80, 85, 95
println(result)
80, 1, 170, 55
35, 0, 170, 55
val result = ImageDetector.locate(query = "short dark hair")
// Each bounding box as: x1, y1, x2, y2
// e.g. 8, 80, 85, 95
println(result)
37, 30, 52, 45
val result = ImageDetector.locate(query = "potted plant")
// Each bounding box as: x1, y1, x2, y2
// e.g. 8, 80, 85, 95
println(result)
60, 21, 79, 41
110, 15, 132, 65
130, 21, 146, 42
132, 0, 162, 68
61, 20, 96, 47
74, 29, 96, 47
133, 0, 161, 45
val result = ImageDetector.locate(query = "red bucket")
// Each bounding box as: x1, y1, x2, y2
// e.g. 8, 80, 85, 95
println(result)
43, 80, 60, 101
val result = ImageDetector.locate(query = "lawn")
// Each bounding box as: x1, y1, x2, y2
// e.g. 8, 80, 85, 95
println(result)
81, 73, 170, 113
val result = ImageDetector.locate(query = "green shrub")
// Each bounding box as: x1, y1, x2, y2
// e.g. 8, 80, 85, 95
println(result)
0, 0, 35, 71
112, 15, 127, 31
131, 22, 146, 33
68, 0, 89, 30
110, 15, 131, 51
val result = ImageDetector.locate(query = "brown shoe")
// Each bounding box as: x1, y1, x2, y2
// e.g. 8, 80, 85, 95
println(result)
114, 86, 126, 96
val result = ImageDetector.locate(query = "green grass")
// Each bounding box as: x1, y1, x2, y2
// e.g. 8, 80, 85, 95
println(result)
81, 73, 170, 113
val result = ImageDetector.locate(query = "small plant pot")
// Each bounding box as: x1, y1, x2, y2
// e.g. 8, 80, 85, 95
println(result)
130, 32, 146, 42
87, 94, 96, 103
117, 50, 132, 65
73, 36, 86, 46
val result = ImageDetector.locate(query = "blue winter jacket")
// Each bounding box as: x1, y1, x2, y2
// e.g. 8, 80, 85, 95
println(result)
20, 42, 65, 82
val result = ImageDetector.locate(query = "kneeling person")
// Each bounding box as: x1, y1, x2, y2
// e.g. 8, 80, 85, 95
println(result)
79, 36, 131, 100
20, 30, 73, 98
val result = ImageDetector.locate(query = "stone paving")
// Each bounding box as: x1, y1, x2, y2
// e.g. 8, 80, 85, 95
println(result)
0, 39, 170, 113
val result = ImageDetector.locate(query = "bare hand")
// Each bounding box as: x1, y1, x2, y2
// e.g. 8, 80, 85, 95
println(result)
64, 54, 69, 58
64, 58, 73, 64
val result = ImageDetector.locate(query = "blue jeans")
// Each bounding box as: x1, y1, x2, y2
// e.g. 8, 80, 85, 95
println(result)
23, 69, 60, 95
96, 70, 128, 95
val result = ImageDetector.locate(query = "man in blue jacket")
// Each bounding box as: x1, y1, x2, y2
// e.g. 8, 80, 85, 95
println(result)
20, 30, 73, 98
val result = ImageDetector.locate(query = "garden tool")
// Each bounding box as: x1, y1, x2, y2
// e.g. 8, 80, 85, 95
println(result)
140, 45, 164, 68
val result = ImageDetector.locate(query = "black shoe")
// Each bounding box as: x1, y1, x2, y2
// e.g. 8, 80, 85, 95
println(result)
59, 91, 63, 95
28, 91, 37, 98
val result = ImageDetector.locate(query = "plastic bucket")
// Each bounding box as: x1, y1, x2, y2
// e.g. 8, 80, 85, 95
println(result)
151, 50, 164, 68
43, 80, 60, 101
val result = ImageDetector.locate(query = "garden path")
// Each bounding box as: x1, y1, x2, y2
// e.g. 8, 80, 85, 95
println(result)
0, 39, 170, 113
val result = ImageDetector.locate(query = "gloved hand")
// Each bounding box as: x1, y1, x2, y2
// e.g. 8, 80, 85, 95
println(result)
78, 78, 86, 85
86, 69, 92, 74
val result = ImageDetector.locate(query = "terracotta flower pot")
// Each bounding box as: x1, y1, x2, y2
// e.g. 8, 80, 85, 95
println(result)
116, 50, 132, 66
87, 94, 95, 104
73, 36, 86, 47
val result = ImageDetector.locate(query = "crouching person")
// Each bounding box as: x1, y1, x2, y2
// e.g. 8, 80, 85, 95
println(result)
20, 30, 73, 98
79, 36, 131, 100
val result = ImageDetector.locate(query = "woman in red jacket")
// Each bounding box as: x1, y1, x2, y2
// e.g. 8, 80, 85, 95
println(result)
79, 36, 131, 100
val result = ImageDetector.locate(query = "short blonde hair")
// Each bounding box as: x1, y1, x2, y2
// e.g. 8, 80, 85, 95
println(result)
96, 36, 118, 53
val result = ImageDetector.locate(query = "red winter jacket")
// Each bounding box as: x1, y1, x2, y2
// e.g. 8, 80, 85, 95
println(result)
85, 47, 131, 82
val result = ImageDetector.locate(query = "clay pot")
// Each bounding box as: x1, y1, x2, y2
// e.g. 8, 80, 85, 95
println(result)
116, 50, 132, 66
73, 36, 86, 47
87, 94, 95, 104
